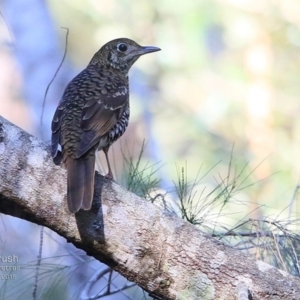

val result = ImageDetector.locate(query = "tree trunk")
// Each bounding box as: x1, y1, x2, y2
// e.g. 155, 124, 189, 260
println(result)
0, 115, 299, 300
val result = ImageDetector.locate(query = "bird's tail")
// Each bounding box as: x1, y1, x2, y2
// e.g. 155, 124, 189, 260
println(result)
66, 155, 95, 213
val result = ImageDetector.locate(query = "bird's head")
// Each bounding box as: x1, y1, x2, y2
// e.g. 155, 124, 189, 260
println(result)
90, 38, 160, 72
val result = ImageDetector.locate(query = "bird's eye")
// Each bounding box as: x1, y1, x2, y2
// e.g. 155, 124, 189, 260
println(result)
117, 43, 128, 52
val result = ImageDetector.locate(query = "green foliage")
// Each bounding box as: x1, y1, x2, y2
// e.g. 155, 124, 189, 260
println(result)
122, 143, 300, 278
121, 140, 161, 199
215, 218, 300, 277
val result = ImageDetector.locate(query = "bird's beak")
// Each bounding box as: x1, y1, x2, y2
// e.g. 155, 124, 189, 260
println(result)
133, 46, 161, 57
141, 46, 161, 54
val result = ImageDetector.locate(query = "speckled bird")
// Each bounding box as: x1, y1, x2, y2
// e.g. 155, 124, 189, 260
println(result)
51, 38, 160, 213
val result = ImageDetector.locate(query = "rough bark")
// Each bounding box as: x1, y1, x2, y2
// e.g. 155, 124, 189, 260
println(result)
0, 114, 299, 300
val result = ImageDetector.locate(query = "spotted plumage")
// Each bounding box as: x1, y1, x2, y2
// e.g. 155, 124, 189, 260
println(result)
51, 38, 160, 213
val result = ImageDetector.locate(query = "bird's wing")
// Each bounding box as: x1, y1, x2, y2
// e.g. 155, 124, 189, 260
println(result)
51, 98, 66, 161
76, 70, 129, 158
51, 77, 80, 162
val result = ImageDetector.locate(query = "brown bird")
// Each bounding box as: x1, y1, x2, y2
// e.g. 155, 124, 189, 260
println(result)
51, 38, 160, 213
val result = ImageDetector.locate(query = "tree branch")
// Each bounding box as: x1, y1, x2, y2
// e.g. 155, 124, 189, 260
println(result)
0, 115, 299, 300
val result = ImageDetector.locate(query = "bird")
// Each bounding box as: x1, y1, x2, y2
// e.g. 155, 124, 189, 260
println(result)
51, 38, 160, 213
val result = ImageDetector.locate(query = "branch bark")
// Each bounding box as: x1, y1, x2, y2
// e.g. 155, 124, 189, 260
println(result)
0, 115, 299, 300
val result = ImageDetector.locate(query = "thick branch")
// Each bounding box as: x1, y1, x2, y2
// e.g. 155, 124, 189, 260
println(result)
0, 115, 299, 300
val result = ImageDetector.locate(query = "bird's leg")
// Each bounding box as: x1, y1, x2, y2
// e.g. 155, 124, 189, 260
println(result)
103, 146, 114, 180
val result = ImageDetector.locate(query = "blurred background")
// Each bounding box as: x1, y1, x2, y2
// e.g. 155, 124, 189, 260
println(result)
1, 0, 300, 299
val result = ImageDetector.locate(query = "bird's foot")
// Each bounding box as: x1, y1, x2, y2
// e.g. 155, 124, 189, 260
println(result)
104, 172, 114, 180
